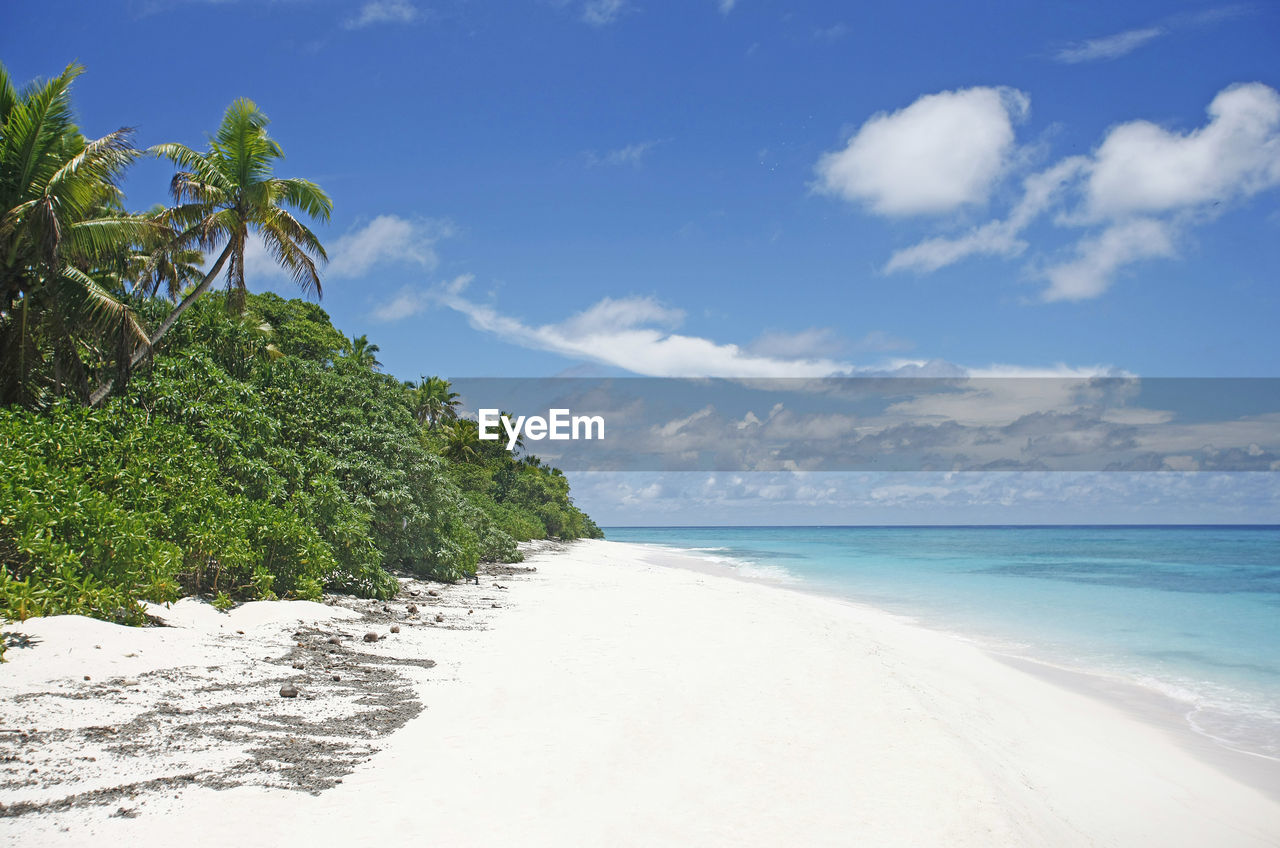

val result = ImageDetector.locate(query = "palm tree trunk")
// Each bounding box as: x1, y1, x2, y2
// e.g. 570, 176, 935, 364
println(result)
88, 242, 233, 406
133, 241, 234, 366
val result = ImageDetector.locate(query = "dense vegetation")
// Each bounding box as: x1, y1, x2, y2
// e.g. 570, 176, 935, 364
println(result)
0, 62, 600, 631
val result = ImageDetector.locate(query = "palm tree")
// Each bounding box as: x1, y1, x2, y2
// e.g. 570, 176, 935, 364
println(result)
412, 375, 460, 429
89, 98, 333, 404
127, 205, 205, 301
343, 333, 381, 369
0, 62, 154, 406
442, 418, 481, 462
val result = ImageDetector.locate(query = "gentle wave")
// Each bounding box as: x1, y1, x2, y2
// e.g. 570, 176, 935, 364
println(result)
634, 541, 803, 585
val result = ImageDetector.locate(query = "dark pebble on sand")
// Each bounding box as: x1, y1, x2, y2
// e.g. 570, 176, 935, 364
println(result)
280, 684, 299, 698
390, 625, 400, 633
435, 614, 444, 622
363, 632, 379, 642
407, 604, 418, 614
427, 590, 439, 597
292, 661, 305, 669
327, 636, 342, 645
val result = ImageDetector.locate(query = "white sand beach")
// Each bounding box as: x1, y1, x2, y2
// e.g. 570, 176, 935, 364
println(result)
3, 539, 1278, 847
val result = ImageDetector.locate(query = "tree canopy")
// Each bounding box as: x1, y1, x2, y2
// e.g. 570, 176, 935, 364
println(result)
0, 61, 601, 630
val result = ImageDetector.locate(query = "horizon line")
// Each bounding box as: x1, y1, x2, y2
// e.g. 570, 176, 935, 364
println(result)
599, 523, 1280, 529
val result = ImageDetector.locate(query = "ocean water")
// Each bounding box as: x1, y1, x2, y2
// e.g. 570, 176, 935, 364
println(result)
603, 525, 1280, 761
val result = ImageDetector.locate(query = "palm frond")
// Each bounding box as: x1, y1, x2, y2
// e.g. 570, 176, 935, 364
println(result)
257, 220, 322, 298
151, 142, 233, 194
62, 215, 161, 263
258, 204, 328, 261
273, 178, 333, 223
1, 64, 82, 206
47, 128, 139, 196
0, 62, 18, 126
56, 264, 147, 347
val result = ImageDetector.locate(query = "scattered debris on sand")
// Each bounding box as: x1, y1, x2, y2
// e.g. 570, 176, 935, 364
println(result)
0, 556, 546, 822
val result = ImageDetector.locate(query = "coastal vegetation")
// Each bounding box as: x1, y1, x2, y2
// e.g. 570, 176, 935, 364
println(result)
0, 61, 600, 630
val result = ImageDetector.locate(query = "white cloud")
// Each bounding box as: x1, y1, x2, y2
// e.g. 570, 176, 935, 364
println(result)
581, 0, 626, 25
327, 215, 454, 278
885, 157, 1087, 273
1041, 218, 1178, 302
371, 284, 435, 322
814, 86, 1029, 216
962, 363, 1125, 379
1086, 83, 1280, 218
747, 327, 844, 359
345, 0, 420, 29
433, 282, 857, 378
885, 82, 1280, 299
1054, 26, 1164, 63
718, 0, 737, 14
556, 294, 685, 336
1052, 5, 1251, 64
246, 214, 453, 287
747, 327, 913, 357
422, 281, 1109, 380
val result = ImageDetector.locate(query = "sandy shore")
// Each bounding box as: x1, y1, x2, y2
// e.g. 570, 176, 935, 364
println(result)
3, 539, 1278, 846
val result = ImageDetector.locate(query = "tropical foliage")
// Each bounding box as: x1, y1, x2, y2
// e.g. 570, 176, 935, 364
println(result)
410, 375, 460, 429
0, 63, 153, 408
0, 62, 601, 628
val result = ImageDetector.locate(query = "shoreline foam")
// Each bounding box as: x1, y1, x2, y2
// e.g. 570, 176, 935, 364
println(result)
627, 534, 1280, 775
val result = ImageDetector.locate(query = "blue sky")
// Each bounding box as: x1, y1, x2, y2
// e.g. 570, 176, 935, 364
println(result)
6, 0, 1279, 522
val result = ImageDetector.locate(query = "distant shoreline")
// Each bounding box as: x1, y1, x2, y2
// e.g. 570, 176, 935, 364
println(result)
604, 523, 1280, 529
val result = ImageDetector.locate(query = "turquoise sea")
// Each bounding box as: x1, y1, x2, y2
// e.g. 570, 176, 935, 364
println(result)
604, 526, 1280, 761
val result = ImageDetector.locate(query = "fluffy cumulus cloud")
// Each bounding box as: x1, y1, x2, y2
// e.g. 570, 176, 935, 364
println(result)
881, 82, 1280, 300
814, 86, 1029, 216
1085, 84, 1280, 217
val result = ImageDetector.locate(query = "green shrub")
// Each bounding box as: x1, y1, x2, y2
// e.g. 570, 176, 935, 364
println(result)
1, 293, 599, 626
